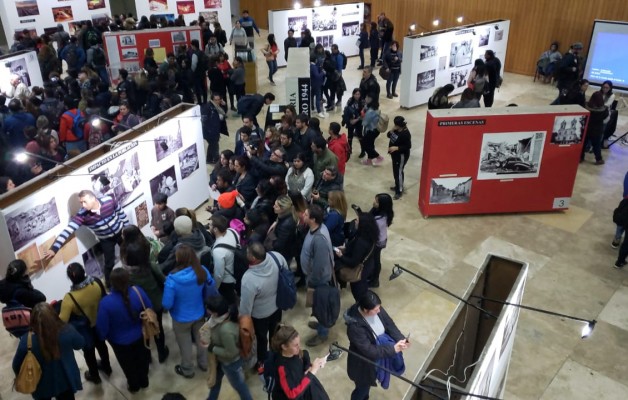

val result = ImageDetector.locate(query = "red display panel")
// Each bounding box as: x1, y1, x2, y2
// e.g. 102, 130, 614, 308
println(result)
418, 106, 589, 216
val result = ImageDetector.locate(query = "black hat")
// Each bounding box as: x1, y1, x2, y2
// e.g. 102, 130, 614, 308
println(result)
393, 116, 407, 128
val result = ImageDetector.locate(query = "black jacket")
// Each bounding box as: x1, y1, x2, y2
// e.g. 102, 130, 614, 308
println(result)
344, 304, 404, 387
0, 279, 46, 308
250, 156, 288, 181
387, 127, 412, 157
337, 235, 375, 271
359, 75, 380, 100
272, 213, 297, 261
272, 350, 325, 400
234, 172, 258, 208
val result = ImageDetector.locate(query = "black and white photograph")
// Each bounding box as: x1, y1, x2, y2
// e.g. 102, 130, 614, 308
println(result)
451, 68, 469, 88
9, 57, 31, 87
479, 28, 490, 47
495, 29, 504, 42
551, 115, 586, 145
82, 247, 104, 279
120, 35, 136, 47
420, 45, 437, 61
179, 143, 199, 179
416, 69, 436, 91
315, 35, 334, 51
171, 31, 186, 43
342, 21, 360, 36
150, 165, 179, 203
148, 39, 161, 48
288, 16, 308, 32
134, 200, 149, 228
122, 48, 139, 60
313, 10, 337, 31
449, 40, 474, 68
478, 131, 546, 180
429, 177, 472, 205
90, 152, 142, 207
438, 56, 447, 71
6, 198, 61, 251
121, 62, 141, 74
154, 130, 183, 161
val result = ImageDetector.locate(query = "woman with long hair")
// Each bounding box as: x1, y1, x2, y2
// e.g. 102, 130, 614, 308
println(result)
162, 245, 215, 379
369, 194, 394, 288
581, 91, 609, 165
343, 88, 365, 157
243, 208, 270, 244
383, 41, 402, 99
286, 152, 315, 201
233, 155, 258, 208
229, 56, 246, 109
360, 95, 384, 166
251, 179, 277, 224
12, 303, 84, 400
96, 268, 151, 393
204, 297, 253, 400
268, 195, 298, 263
120, 224, 162, 265
288, 191, 309, 286
210, 150, 235, 190
270, 325, 329, 400
324, 190, 348, 247
334, 213, 380, 302
263, 34, 280, 85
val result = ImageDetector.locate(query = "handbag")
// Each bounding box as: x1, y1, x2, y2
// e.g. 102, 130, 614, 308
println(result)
206, 352, 218, 388
14, 332, 42, 394
338, 245, 374, 283
67, 293, 94, 349
379, 67, 390, 80
131, 287, 160, 348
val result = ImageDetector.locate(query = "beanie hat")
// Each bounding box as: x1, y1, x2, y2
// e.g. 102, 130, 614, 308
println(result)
393, 116, 407, 128
173, 215, 193, 235
218, 190, 239, 209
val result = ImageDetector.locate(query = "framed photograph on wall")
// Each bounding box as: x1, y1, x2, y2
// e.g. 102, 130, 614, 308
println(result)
16, 0, 40, 17
477, 131, 546, 180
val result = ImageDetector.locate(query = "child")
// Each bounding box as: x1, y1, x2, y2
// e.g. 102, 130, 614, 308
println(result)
151, 193, 175, 241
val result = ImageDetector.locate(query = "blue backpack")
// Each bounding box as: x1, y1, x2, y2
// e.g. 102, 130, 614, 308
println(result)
64, 110, 86, 140
261, 351, 278, 398
268, 252, 297, 311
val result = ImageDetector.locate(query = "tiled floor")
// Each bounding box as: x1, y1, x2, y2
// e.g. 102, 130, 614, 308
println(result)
2, 33, 628, 399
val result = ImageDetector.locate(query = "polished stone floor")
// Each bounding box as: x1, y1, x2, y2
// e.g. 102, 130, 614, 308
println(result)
2, 34, 628, 399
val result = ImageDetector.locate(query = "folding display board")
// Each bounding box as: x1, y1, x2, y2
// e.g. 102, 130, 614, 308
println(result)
135, 0, 232, 35
268, 2, 364, 68
0, 105, 208, 301
400, 20, 510, 109
102, 26, 202, 85
0, 51, 43, 94
418, 105, 588, 217
0, 0, 113, 47
285, 47, 312, 116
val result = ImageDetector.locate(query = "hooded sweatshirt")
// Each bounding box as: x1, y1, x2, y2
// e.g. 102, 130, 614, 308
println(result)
159, 229, 208, 274
239, 252, 282, 319
162, 265, 211, 323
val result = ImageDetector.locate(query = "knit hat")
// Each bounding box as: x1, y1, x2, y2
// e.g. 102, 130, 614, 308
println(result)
393, 116, 407, 128
218, 190, 239, 209
173, 215, 193, 235
572, 42, 583, 50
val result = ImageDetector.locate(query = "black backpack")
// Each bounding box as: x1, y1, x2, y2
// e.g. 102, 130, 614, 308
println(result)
268, 252, 297, 311
92, 47, 106, 68
340, 52, 347, 70
613, 198, 628, 228
213, 229, 249, 294
262, 351, 279, 398
65, 44, 79, 68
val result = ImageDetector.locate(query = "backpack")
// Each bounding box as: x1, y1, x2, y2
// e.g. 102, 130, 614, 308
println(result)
377, 110, 389, 133
196, 50, 210, 74
14, 332, 42, 394
92, 47, 106, 68
213, 229, 249, 294
268, 252, 297, 311
65, 44, 79, 68
262, 351, 279, 398
238, 315, 257, 369
2, 299, 31, 338
613, 198, 628, 227
340, 52, 347, 70
64, 110, 86, 140
131, 287, 160, 348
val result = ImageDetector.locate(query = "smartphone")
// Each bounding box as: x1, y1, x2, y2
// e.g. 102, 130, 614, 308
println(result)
333, 247, 340, 252
406, 332, 411, 342
324, 352, 330, 360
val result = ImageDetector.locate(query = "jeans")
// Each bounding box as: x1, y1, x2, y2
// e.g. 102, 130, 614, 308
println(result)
351, 383, 371, 400
252, 308, 282, 364
267, 59, 278, 82
111, 337, 150, 391
618, 234, 628, 264
615, 225, 625, 241
207, 358, 253, 400
317, 322, 329, 338
359, 47, 365, 68
581, 134, 603, 162
347, 122, 363, 153
386, 70, 401, 96
312, 86, 323, 113
96, 66, 109, 86
362, 129, 380, 159
100, 231, 123, 287
172, 317, 207, 376
392, 152, 410, 194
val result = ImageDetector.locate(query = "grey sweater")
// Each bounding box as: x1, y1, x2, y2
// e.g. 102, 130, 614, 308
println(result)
239, 252, 285, 318
300, 224, 334, 287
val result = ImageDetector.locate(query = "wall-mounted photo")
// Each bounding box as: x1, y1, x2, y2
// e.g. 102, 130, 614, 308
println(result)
313, 10, 337, 31
87, 0, 106, 11
315, 35, 334, 51
451, 68, 469, 88
429, 177, 472, 204
199, 11, 218, 25
288, 16, 308, 33
89, 152, 142, 207
176, 0, 195, 15
204, 0, 222, 8
495, 29, 504, 41
478, 131, 546, 180
179, 143, 199, 179
120, 35, 136, 47
420, 45, 437, 61
416, 69, 436, 91
122, 48, 139, 60
134, 200, 149, 228
8, 57, 32, 87
150, 166, 179, 203
153, 13, 175, 23
17, 243, 43, 275
150, 0, 168, 11
6, 198, 61, 251
154, 130, 183, 161
551, 115, 586, 145
342, 21, 360, 36
449, 40, 474, 68
149, 39, 161, 48
52, 6, 74, 23
479, 28, 490, 47
16, 0, 40, 17
69, 21, 89, 35
171, 31, 186, 43
438, 56, 447, 71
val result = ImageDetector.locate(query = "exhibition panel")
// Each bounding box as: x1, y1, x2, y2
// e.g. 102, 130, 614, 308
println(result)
285, 47, 312, 116
0, 105, 208, 301
1, 0, 112, 47
268, 2, 364, 68
400, 20, 510, 109
0, 51, 44, 94
418, 105, 588, 217
135, 0, 233, 34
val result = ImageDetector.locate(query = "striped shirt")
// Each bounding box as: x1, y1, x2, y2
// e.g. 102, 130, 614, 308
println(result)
51, 196, 129, 252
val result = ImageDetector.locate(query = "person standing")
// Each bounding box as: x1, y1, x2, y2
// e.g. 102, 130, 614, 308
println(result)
209, 215, 239, 305
368, 22, 379, 68
229, 21, 249, 58
12, 303, 84, 400
310, 55, 326, 118
345, 290, 409, 400
359, 66, 380, 102
201, 93, 228, 164
238, 10, 260, 49
300, 205, 334, 346
556, 42, 584, 99
360, 96, 383, 166
383, 41, 402, 99
284, 29, 298, 62
263, 34, 279, 85
369, 194, 394, 288
357, 23, 369, 70
387, 116, 412, 199
483, 50, 502, 107
328, 122, 350, 176
580, 92, 609, 165
190, 39, 208, 104
44, 190, 129, 289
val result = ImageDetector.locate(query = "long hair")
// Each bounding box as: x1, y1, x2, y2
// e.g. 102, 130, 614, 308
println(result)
110, 268, 134, 318
275, 194, 296, 221
30, 302, 65, 361
328, 190, 348, 219
120, 224, 150, 265
372, 193, 394, 226
357, 213, 379, 244
124, 241, 151, 269
268, 33, 277, 47
205, 296, 238, 323
174, 245, 206, 285
270, 324, 300, 355
288, 190, 308, 214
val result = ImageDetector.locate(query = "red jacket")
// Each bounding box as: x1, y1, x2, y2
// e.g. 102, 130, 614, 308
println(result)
58, 109, 86, 143
328, 134, 349, 175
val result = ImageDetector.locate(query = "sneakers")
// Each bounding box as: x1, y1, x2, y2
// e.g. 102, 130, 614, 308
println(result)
372, 156, 384, 165
305, 334, 327, 347
612, 238, 621, 249
308, 321, 319, 330
174, 365, 195, 379
318, 112, 328, 118
614, 261, 626, 269
361, 158, 372, 166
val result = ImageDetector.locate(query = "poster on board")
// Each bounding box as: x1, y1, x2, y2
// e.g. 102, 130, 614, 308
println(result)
16, 0, 40, 17
429, 177, 472, 204
416, 69, 436, 91
477, 131, 546, 180
449, 40, 474, 68
288, 16, 308, 32
313, 10, 337, 31
179, 143, 199, 179
52, 6, 74, 22
176, 1, 196, 14
204, 0, 223, 8
150, 165, 179, 203
550, 115, 586, 145
87, 0, 106, 10
6, 198, 61, 251
420, 45, 437, 61
150, 0, 168, 12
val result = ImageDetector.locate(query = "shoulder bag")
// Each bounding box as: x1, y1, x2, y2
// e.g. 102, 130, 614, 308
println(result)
67, 293, 94, 349
338, 245, 374, 283
14, 331, 42, 394
131, 286, 160, 348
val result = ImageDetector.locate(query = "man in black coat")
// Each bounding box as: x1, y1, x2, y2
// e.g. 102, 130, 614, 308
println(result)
284, 29, 298, 62
483, 50, 502, 108
359, 66, 380, 101
249, 147, 288, 180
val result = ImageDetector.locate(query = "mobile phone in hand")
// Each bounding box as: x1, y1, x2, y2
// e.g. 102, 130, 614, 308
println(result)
406, 332, 411, 342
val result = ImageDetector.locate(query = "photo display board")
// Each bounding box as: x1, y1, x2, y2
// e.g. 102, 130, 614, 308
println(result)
418, 105, 588, 217
1, 0, 113, 48
0, 50, 44, 94
0, 106, 208, 301
135, 0, 232, 35
400, 20, 510, 108
268, 2, 364, 68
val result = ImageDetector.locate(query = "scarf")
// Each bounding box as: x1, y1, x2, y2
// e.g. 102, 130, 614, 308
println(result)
71, 276, 95, 291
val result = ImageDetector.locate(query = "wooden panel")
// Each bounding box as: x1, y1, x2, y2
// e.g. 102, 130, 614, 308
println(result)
241, 0, 628, 76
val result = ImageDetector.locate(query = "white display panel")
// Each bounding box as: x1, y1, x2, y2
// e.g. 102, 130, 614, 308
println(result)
0, 0, 113, 48
268, 2, 364, 68
0, 106, 208, 301
0, 51, 44, 94
134, 0, 232, 39
400, 20, 510, 108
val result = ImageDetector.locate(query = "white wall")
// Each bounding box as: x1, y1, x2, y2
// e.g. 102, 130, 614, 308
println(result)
0, 0, 113, 46
269, 2, 364, 68
134, 0, 232, 37
400, 20, 511, 108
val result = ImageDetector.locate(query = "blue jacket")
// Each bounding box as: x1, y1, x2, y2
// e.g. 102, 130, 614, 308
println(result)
4, 111, 36, 149
96, 286, 151, 345
162, 266, 213, 323
238, 16, 260, 36
12, 326, 84, 399
331, 52, 344, 72
324, 208, 345, 247
310, 63, 325, 89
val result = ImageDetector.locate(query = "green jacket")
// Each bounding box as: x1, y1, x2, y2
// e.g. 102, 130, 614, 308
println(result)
126, 263, 165, 312
312, 148, 338, 179
211, 320, 241, 364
